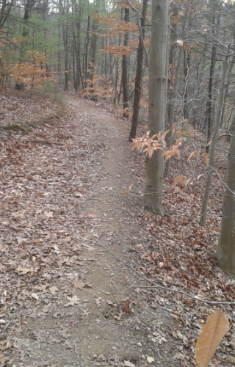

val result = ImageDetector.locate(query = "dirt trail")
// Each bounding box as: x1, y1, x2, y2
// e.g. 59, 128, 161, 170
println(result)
1, 97, 179, 367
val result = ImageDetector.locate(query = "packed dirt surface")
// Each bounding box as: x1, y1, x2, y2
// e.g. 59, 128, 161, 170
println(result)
0, 95, 180, 367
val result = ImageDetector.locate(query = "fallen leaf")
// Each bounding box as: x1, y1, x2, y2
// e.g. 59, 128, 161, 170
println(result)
16, 267, 35, 275
0, 340, 13, 351
124, 361, 135, 367
95, 297, 103, 306
147, 356, 155, 364
31, 293, 39, 300
65, 295, 80, 307
0, 351, 9, 365
195, 310, 229, 367
44, 211, 53, 218
72, 280, 85, 289
49, 286, 59, 295
73, 191, 83, 197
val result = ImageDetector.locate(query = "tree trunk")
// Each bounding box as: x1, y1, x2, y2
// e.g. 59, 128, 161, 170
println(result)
200, 55, 229, 227
165, 6, 189, 176
205, 42, 217, 152
89, 18, 98, 100
183, 49, 190, 121
129, 0, 148, 141
122, 8, 129, 119
216, 122, 235, 274
0, 0, 13, 28
16, 0, 34, 89
84, 15, 90, 87
143, 0, 168, 215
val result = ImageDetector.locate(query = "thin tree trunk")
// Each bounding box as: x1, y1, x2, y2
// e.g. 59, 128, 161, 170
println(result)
205, 42, 216, 151
183, 49, 190, 120
84, 15, 90, 87
165, 6, 189, 176
129, 0, 148, 141
122, 8, 129, 119
200, 54, 229, 227
216, 121, 235, 274
16, 0, 34, 89
143, 0, 168, 215
89, 18, 98, 99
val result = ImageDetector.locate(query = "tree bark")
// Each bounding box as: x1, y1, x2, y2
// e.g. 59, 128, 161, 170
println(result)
143, 0, 168, 215
216, 122, 235, 274
129, 0, 148, 141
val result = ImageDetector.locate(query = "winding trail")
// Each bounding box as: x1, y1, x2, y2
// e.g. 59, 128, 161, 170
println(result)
1, 96, 178, 367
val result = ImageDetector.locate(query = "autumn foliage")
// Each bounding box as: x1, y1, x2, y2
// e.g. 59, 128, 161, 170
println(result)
11, 50, 56, 91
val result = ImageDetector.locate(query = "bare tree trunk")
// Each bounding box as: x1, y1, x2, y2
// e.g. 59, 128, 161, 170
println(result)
89, 18, 98, 100
122, 8, 129, 119
200, 54, 229, 227
0, 0, 13, 28
165, 5, 189, 176
143, 0, 168, 215
205, 41, 217, 152
216, 121, 235, 274
84, 15, 90, 87
183, 49, 190, 120
129, 0, 148, 141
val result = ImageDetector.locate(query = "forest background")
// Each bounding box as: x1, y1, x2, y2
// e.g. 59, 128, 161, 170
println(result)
1, 0, 235, 365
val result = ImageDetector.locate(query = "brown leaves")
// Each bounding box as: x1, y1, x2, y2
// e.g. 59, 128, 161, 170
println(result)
16, 267, 36, 275
122, 184, 133, 197
195, 310, 229, 367
173, 175, 193, 191
0, 340, 13, 352
71, 279, 93, 289
64, 295, 80, 307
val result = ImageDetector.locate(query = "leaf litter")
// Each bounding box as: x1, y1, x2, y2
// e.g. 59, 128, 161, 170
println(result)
0, 91, 233, 367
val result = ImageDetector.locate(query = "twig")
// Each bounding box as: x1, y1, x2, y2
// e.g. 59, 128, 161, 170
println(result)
96, 241, 235, 305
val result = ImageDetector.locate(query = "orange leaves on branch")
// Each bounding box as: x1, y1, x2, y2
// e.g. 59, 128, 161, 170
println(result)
83, 66, 113, 102
162, 137, 185, 162
132, 130, 167, 157
195, 310, 229, 367
11, 50, 56, 91
132, 131, 187, 160
102, 45, 132, 57
202, 153, 209, 165
92, 12, 121, 27
187, 149, 200, 161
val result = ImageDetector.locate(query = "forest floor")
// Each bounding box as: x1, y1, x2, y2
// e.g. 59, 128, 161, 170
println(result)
0, 91, 235, 367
